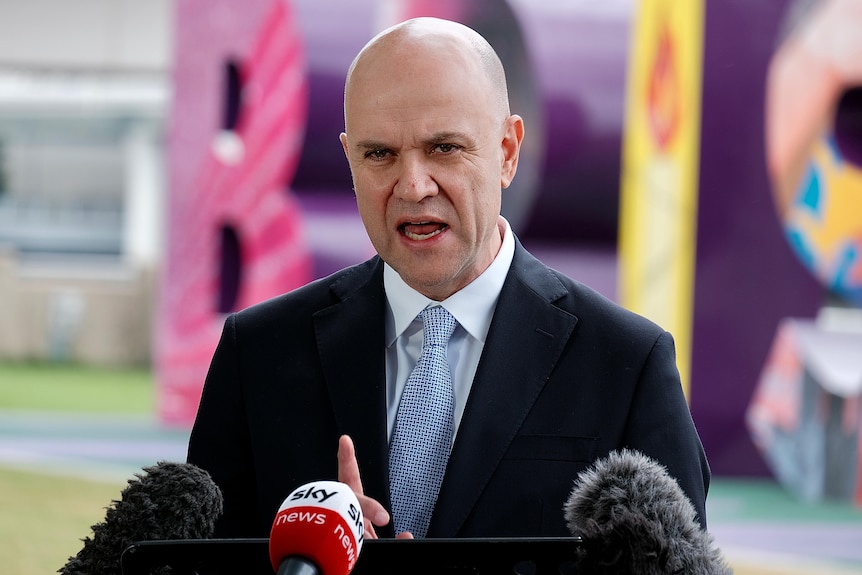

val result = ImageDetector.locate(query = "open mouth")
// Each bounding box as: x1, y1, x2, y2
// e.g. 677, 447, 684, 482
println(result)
399, 221, 448, 241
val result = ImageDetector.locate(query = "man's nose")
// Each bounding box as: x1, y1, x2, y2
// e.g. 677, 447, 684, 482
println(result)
394, 154, 438, 202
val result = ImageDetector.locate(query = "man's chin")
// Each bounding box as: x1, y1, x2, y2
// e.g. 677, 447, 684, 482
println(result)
395, 268, 461, 300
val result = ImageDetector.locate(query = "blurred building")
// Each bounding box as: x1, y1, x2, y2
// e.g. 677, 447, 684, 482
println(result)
0, 0, 171, 366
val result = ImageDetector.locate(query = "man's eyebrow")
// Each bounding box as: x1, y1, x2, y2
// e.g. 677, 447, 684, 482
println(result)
424, 131, 472, 145
355, 139, 390, 151
353, 132, 474, 152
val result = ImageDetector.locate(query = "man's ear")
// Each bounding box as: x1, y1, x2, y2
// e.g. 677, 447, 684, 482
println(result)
500, 115, 525, 189
340, 132, 350, 160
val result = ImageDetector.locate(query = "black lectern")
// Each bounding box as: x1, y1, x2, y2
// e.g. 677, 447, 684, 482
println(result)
121, 537, 581, 575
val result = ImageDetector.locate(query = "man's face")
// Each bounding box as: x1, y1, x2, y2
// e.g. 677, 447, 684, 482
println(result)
341, 34, 523, 301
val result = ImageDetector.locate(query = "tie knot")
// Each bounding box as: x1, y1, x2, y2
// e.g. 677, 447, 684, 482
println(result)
419, 306, 457, 348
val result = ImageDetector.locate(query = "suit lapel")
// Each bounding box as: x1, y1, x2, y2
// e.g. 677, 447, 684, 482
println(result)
428, 242, 578, 537
312, 258, 395, 536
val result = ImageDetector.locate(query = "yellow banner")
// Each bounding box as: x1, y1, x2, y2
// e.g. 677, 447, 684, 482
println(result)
618, 0, 705, 396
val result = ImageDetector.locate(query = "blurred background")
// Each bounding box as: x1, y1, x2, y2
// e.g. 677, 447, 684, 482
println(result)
0, 0, 861, 573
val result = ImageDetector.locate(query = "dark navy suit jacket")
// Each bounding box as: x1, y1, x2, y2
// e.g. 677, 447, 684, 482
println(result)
187, 237, 710, 538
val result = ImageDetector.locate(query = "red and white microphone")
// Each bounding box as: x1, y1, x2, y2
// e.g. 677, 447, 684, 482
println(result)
269, 481, 365, 575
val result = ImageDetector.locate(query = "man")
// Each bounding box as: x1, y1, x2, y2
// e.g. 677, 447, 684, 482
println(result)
187, 17, 710, 540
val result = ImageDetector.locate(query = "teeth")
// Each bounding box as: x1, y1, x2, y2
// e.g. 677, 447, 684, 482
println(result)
404, 227, 444, 241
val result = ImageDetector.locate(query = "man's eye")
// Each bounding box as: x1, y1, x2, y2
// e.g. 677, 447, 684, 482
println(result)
432, 143, 458, 154
365, 149, 391, 160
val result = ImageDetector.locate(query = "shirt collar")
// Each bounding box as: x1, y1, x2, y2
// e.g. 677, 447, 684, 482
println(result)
384, 216, 515, 346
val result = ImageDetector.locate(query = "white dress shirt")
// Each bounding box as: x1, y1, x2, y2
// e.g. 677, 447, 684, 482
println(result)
383, 217, 516, 441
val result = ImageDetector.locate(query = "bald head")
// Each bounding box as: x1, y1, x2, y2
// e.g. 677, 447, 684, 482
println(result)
344, 17, 511, 123
338, 17, 525, 300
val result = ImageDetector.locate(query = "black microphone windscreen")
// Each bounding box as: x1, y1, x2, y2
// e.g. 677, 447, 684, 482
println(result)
59, 460, 223, 575
564, 449, 731, 575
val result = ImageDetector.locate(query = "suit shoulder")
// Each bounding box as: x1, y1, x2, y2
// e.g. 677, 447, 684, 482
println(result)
547, 267, 666, 339
510, 242, 665, 338
232, 257, 382, 326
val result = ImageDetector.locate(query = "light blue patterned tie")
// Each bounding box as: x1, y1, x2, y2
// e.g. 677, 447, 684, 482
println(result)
388, 305, 457, 538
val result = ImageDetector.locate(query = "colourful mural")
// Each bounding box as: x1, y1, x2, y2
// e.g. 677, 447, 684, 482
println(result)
746, 0, 862, 504
157, 0, 857, 484
156, 0, 313, 425
783, 136, 862, 305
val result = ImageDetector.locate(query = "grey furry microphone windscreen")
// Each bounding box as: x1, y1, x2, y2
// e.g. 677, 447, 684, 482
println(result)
59, 461, 223, 575
564, 449, 732, 575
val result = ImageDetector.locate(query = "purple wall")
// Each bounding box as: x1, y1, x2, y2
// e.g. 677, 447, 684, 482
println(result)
690, 0, 824, 476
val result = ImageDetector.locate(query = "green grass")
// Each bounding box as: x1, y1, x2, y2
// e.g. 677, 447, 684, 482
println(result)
0, 466, 127, 575
0, 361, 154, 413
0, 361, 154, 575
708, 476, 862, 524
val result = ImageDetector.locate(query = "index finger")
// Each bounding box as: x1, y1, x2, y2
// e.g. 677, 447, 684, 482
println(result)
337, 434, 364, 494
337, 434, 391, 534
